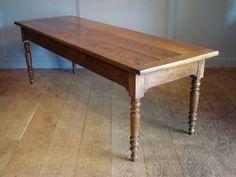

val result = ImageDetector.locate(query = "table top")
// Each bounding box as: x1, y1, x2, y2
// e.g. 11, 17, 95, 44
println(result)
15, 16, 219, 75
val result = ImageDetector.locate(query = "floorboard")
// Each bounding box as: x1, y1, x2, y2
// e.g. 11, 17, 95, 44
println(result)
1, 70, 72, 177
38, 70, 93, 177
0, 68, 235, 177
73, 73, 112, 177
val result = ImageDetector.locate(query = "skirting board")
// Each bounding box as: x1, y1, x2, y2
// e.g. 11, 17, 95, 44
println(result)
206, 56, 236, 67
0, 60, 82, 69
0, 56, 236, 69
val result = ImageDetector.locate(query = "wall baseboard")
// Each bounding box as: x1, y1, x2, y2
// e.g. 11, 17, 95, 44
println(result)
206, 56, 236, 67
0, 58, 82, 69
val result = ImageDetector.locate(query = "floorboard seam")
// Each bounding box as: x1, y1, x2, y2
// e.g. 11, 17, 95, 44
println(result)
18, 100, 41, 140
36, 72, 74, 177
72, 74, 94, 177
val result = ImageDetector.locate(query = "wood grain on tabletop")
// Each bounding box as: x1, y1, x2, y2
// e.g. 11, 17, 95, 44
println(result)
15, 16, 218, 74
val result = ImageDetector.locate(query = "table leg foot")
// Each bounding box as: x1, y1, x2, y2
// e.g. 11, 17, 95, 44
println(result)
188, 76, 201, 135
130, 98, 141, 161
72, 62, 76, 74
24, 41, 34, 84
130, 136, 139, 161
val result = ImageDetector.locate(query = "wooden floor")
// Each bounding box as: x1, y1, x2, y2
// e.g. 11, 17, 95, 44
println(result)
0, 68, 235, 177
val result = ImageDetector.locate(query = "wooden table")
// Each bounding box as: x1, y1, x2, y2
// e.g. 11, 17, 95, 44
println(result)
15, 16, 219, 161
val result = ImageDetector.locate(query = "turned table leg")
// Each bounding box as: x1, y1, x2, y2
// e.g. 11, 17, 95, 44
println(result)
130, 98, 141, 161
72, 62, 76, 74
24, 41, 34, 84
188, 76, 201, 135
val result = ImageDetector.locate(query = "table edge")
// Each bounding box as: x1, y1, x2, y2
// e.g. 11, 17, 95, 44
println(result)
139, 50, 219, 75
15, 20, 219, 76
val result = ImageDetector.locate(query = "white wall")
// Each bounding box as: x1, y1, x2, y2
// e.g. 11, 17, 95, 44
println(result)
175, 0, 236, 66
0, 0, 235, 68
79, 0, 170, 37
0, 0, 78, 68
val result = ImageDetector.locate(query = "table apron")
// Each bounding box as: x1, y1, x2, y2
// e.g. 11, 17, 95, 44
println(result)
143, 61, 202, 91
21, 28, 130, 89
